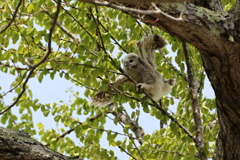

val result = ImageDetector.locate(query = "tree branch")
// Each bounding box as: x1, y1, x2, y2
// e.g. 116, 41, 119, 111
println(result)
193, 0, 223, 11
80, 0, 192, 4
0, 127, 83, 160
0, 0, 61, 115
182, 41, 207, 160
108, 104, 145, 144
90, 0, 183, 22
118, 146, 138, 160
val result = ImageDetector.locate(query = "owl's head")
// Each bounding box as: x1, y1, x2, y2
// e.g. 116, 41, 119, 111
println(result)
122, 53, 143, 70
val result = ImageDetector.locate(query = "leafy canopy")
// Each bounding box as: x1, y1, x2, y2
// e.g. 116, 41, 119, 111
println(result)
0, 0, 229, 159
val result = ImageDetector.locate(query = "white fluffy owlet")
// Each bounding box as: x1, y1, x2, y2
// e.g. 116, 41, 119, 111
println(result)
92, 34, 175, 107
123, 52, 175, 101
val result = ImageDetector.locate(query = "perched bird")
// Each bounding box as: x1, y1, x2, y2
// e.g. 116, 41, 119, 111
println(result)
122, 52, 175, 101
92, 34, 175, 107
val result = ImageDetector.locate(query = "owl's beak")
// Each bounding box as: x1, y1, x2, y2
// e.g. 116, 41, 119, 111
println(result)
125, 62, 129, 67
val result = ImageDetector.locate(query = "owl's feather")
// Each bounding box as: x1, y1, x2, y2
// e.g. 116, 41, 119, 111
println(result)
137, 34, 167, 69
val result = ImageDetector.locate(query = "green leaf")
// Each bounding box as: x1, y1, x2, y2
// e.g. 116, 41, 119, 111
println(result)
38, 73, 44, 83
12, 34, 19, 44
54, 115, 61, 122
1, 114, 8, 124
27, 4, 35, 13
142, 102, 149, 113
43, 109, 50, 117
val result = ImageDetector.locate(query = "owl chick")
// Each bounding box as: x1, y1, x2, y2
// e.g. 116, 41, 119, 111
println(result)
92, 34, 175, 107
123, 53, 175, 101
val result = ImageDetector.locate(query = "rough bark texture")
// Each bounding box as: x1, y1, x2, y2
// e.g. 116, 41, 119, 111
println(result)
81, 0, 240, 159
81, 0, 193, 4
0, 127, 82, 160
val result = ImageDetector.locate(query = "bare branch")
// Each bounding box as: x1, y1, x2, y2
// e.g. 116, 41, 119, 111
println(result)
182, 41, 207, 160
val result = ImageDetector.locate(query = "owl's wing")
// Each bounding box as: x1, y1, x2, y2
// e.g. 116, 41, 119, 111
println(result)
92, 75, 130, 107
92, 91, 112, 107
137, 34, 167, 69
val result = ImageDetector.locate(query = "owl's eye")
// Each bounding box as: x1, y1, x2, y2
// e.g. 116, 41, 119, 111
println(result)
129, 59, 133, 63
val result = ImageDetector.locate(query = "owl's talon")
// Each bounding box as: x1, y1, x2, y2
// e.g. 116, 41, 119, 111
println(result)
136, 83, 144, 90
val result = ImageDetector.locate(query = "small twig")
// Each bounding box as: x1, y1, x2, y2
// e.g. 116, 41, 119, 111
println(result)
0, 0, 23, 34
45, 113, 103, 146
0, 62, 28, 71
136, 20, 148, 34
61, 6, 94, 39
34, 0, 61, 68
0, 71, 27, 99
43, 10, 82, 43
0, 69, 34, 115
61, 70, 100, 92
159, 50, 186, 80
118, 146, 138, 160
106, 108, 145, 158
96, 13, 129, 53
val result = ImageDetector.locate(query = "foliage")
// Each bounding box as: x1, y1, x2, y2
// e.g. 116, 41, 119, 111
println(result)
0, 0, 224, 159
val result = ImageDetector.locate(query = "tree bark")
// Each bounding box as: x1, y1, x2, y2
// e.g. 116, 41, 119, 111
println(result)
81, 0, 240, 159
80, 0, 193, 4
0, 127, 82, 160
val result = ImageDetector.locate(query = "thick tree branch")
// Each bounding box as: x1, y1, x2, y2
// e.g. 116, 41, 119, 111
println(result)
91, 0, 183, 21
182, 41, 206, 160
80, 0, 192, 4
193, 0, 223, 11
0, 127, 82, 160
